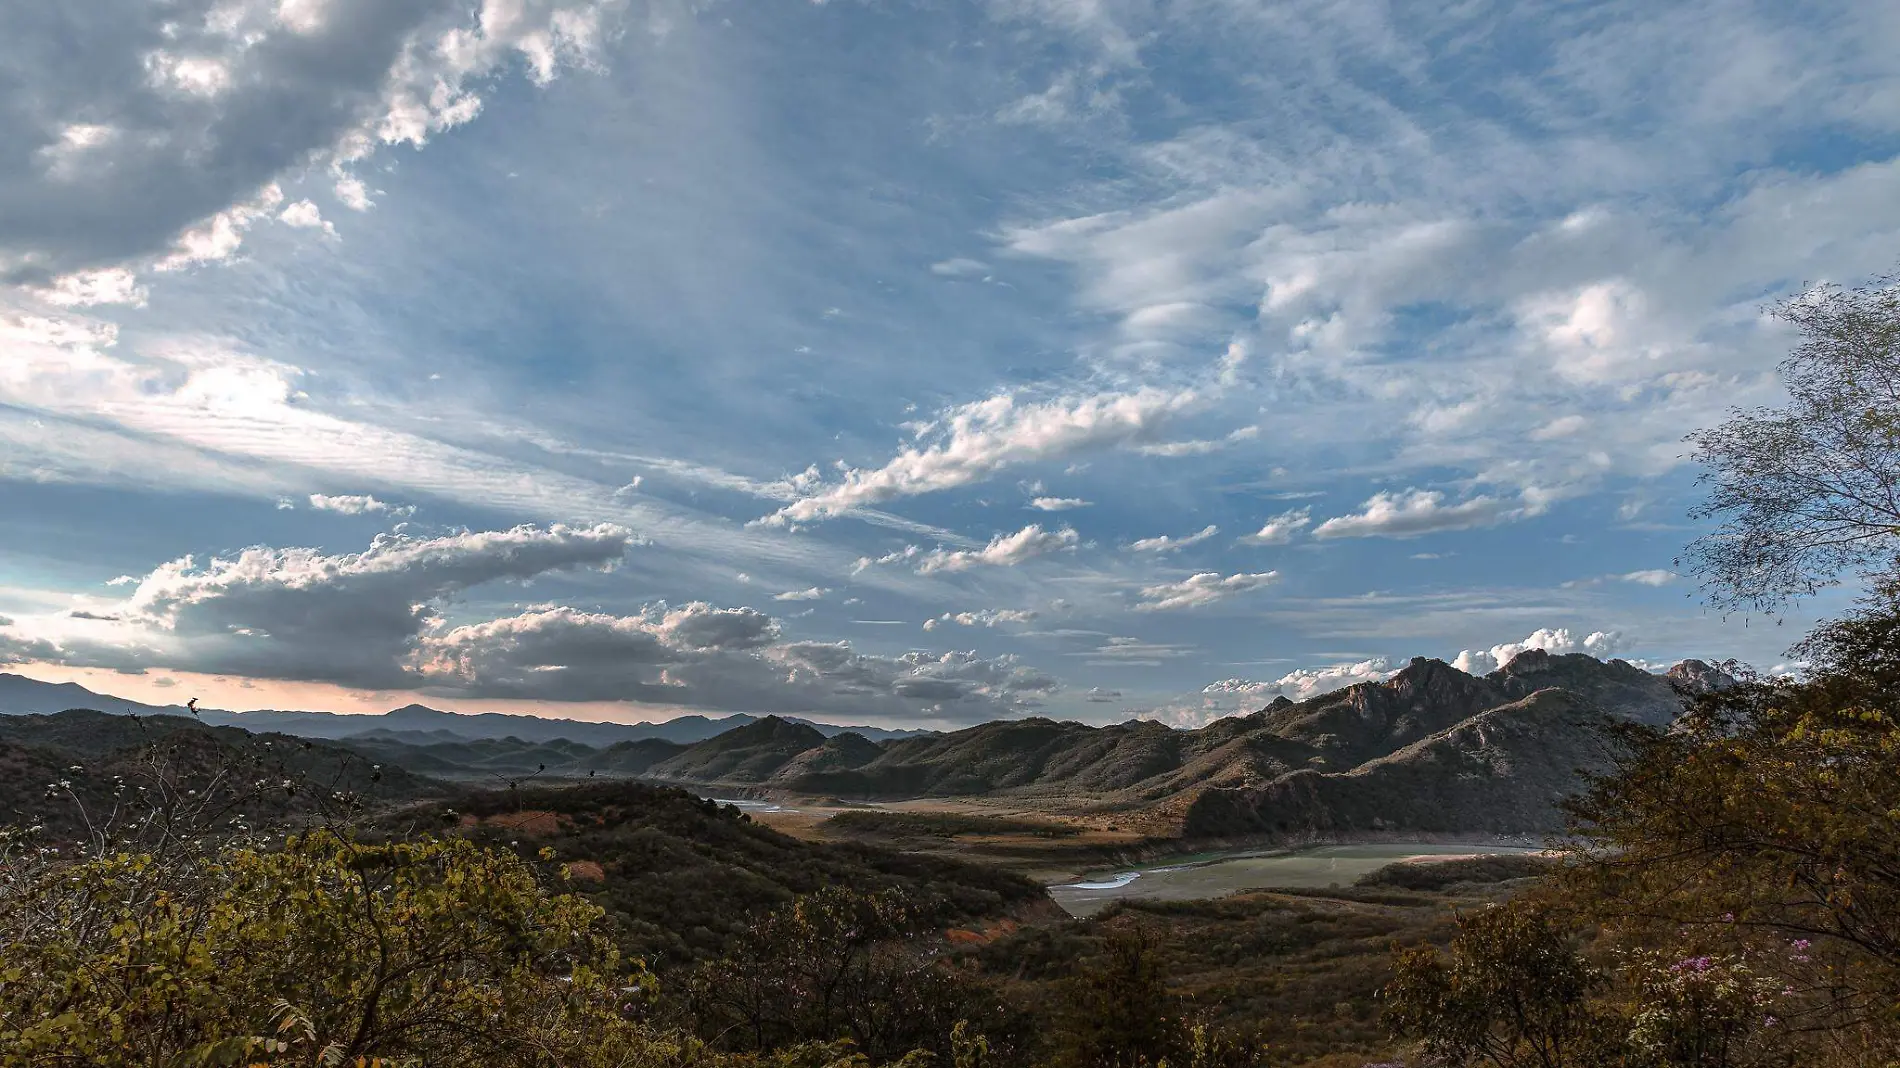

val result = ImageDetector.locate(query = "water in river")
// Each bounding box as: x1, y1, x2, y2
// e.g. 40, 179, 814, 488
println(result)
1045, 842, 1543, 917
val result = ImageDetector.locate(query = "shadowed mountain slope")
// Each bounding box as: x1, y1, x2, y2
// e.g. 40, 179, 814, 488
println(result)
681, 652, 1728, 838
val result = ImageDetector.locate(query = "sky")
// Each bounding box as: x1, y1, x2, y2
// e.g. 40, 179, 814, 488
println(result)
1, 0, 1895, 729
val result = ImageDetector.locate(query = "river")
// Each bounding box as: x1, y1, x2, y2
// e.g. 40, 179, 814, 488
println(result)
1045, 842, 1544, 917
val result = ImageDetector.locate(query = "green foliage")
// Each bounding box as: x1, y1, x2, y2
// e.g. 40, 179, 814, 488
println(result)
1039, 929, 1273, 1068
825, 811, 1082, 840
1355, 855, 1557, 893
1385, 608, 1900, 1066
423, 781, 1045, 968
0, 828, 657, 1067
1558, 614, 1900, 1051
682, 886, 1026, 1064
1385, 901, 1616, 1068
1047, 930, 1189, 1068
1683, 272, 1900, 611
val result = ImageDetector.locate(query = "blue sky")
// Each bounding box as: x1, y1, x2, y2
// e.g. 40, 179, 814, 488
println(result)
1, 0, 1894, 727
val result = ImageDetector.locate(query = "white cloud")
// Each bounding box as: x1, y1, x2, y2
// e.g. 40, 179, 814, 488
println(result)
1136, 425, 1259, 457
1149, 656, 1396, 727
930, 257, 989, 277
1237, 507, 1311, 546
278, 199, 337, 237
773, 586, 829, 601
1128, 524, 1218, 553
1530, 414, 1588, 440
1264, 657, 1395, 700
1134, 570, 1278, 611
1072, 635, 1197, 665
7, 525, 632, 687
1312, 490, 1517, 540
3, 525, 1070, 724
852, 545, 921, 574
1, 0, 622, 283
31, 268, 148, 308
1030, 496, 1091, 511
766, 385, 1198, 524
1565, 569, 1679, 589
1452, 628, 1625, 675
916, 524, 1079, 574
306, 493, 414, 517
923, 608, 1038, 630
416, 604, 1062, 722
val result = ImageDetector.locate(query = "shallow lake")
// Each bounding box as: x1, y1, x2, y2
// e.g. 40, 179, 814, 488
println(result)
1045, 842, 1543, 917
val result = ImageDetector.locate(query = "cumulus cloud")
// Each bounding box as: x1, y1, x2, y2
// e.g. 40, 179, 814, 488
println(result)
923, 608, 1038, 630
306, 492, 414, 517
1134, 571, 1279, 611
1312, 490, 1517, 540
765, 385, 1197, 524
1142, 657, 1396, 727
1128, 524, 1218, 553
772, 586, 829, 601
2, 0, 622, 283
415, 604, 1062, 721
1084, 686, 1124, 703
4, 525, 1070, 724
1198, 659, 1394, 705
30, 267, 148, 308
278, 199, 337, 237
1263, 657, 1395, 700
1029, 496, 1091, 511
916, 524, 1079, 574
1237, 508, 1311, 546
1452, 628, 1625, 674
11, 524, 633, 686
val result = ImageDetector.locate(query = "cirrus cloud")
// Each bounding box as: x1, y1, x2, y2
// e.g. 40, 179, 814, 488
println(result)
1128, 524, 1219, 553
1134, 570, 1279, 611
1312, 490, 1518, 540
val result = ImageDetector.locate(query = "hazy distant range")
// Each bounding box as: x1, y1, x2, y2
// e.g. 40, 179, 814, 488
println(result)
0, 672, 932, 746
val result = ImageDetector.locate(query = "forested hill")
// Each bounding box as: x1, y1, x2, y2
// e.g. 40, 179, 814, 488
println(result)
415, 780, 1052, 967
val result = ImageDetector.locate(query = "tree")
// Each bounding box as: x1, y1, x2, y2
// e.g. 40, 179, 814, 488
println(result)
685, 885, 1022, 1064
1384, 901, 1617, 1068
1553, 610, 1900, 1061
0, 827, 671, 1067
1046, 929, 1190, 1068
1683, 273, 1900, 612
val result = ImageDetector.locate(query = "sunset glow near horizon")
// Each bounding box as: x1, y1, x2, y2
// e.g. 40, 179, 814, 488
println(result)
2, 0, 1893, 728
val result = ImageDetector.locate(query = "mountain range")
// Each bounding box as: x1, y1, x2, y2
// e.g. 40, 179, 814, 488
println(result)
0, 673, 932, 745
0, 652, 1729, 838
619, 650, 1731, 837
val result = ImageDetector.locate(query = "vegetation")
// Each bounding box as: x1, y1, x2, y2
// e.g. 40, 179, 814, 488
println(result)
824, 811, 1083, 840
12, 270, 1900, 1066
421, 781, 1048, 968
1684, 273, 1900, 612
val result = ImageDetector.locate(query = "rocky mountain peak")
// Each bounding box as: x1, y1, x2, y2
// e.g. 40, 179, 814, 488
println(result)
1667, 658, 1738, 694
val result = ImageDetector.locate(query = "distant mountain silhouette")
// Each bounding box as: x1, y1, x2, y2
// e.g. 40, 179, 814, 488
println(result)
0, 673, 933, 746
